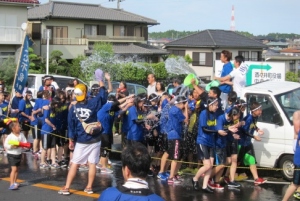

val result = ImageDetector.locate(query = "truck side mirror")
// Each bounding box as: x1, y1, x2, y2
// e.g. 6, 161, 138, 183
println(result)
272, 113, 283, 126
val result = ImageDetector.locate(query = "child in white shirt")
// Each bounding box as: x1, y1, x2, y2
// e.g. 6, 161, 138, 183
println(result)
4, 121, 27, 190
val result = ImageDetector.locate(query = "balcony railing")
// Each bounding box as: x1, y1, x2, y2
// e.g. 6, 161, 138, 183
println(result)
41, 38, 88, 45
0, 26, 23, 44
85, 35, 145, 42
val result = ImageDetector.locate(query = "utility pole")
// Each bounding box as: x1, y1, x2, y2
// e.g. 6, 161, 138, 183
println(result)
109, 0, 125, 9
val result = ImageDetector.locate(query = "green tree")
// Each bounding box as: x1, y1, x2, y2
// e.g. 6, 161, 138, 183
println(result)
0, 57, 17, 91
28, 47, 44, 74
69, 55, 86, 80
49, 50, 69, 75
286, 71, 299, 82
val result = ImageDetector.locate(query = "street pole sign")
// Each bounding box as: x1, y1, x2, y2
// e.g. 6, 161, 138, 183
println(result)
215, 60, 285, 85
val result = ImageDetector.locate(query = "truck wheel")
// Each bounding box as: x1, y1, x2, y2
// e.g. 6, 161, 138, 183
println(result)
279, 155, 294, 181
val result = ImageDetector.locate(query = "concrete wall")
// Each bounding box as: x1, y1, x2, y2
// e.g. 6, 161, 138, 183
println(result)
0, 5, 28, 28
40, 44, 86, 60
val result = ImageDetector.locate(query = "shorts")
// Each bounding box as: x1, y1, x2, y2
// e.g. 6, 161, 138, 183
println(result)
155, 135, 164, 153
226, 140, 238, 157
197, 144, 214, 160
100, 134, 112, 157
146, 132, 155, 147
71, 141, 101, 164
167, 139, 182, 161
41, 134, 56, 149
56, 130, 68, 147
7, 153, 22, 167
127, 140, 147, 147
293, 165, 300, 185
215, 147, 227, 165
32, 125, 41, 140
21, 121, 30, 131
238, 144, 257, 166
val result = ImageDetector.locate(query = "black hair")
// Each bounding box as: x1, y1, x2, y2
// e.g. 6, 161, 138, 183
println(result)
227, 107, 240, 118
236, 99, 246, 108
68, 80, 74, 87
120, 81, 127, 89
221, 50, 232, 61
108, 94, 117, 102
37, 91, 43, 99
134, 96, 144, 110
209, 86, 221, 98
235, 55, 245, 65
58, 90, 67, 103
250, 101, 261, 111
173, 86, 182, 96
137, 93, 147, 100
228, 91, 237, 104
148, 93, 158, 102
156, 81, 165, 91
91, 84, 100, 97
173, 78, 181, 85
50, 97, 61, 113
175, 95, 187, 103
206, 97, 217, 124
121, 144, 151, 178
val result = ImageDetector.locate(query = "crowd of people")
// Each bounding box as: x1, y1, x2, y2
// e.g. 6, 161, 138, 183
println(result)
0, 49, 299, 200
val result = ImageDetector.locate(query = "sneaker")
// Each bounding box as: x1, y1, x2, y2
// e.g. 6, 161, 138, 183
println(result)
235, 174, 248, 181
191, 179, 199, 190
8, 183, 18, 190
148, 170, 154, 177
214, 183, 224, 190
157, 172, 168, 180
167, 177, 181, 184
40, 163, 50, 169
96, 164, 102, 169
174, 174, 183, 181
100, 167, 113, 174
114, 133, 119, 136
165, 171, 170, 178
254, 178, 267, 185
79, 165, 89, 171
84, 188, 93, 194
294, 191, 300, 199
46, 159, 52, 165
51, 163, 61, 169
224, 176, 230, 184
14, 182, 20, 188
202, 187, 214, 193
208, 180, 216, 189
58, 186, 70, 195
227, 181, 241, 188
58, 160, 67, 168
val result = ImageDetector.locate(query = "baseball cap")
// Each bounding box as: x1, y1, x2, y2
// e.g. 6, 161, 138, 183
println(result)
74, 83, 87, 101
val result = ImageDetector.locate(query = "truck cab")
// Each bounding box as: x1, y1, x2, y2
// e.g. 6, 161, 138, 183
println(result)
241, 81, 300, 180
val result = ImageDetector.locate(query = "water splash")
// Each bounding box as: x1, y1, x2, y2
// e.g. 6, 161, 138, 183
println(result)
165, 57, 197, 75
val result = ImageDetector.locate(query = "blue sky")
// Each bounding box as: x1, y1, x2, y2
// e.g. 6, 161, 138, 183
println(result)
40, 0, 298, 35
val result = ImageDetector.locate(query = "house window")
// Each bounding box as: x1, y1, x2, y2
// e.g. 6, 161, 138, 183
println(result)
216, 52, 221, 60
238, 51, 249, 61
192, 52, 213, 66
46, 26, 68, 44
32, 23, 41, 40
84, 25, 97, 36
251, 51, 262, 61
171, 50, 185, 57
98, 25, 106, 36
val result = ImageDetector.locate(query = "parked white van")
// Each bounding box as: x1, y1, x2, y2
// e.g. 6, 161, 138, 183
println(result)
27, 74, 87, 98
241, 81, 300, 181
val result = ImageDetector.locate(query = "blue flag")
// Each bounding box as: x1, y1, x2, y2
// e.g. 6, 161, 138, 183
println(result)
14, 35, 31, 94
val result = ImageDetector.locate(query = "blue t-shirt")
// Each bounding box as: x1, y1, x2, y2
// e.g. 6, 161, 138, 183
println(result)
68, 86, 108, 143
219, 62, 233, 93
197, 110, 217, 147
10, 96, 22, 118
126, 106, 144, 142
294, 131, 300, 165
165, 105, 185, 140
215, 114, 231, 148
160, 103, 172, 134
240, 114, 257, 146
97, 102, 118, 135
0, 102, 8, 119
98, 186, 164, 201
18, 99, 32, 122
31, 98, 43, 126
41, 108, 57, 135
161, 99, 168, 109
59, 103, 69, 130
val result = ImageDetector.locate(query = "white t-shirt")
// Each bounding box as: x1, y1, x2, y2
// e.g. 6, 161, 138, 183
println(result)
229, 63, 248, 97
147, 82, 156, 96
51, 81, 59, 90
4, 133, 27, 155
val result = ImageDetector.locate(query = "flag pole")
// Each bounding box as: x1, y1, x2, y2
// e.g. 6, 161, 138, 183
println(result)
7, 23, 28, 118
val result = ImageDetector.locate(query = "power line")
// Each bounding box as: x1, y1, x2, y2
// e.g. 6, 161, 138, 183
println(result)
108, 0, 125, 9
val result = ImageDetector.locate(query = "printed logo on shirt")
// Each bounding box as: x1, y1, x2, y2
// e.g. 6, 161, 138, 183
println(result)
74, 108, 91, 121
2, 106, 7, 112
109, 111, 114, 116
50, 112, 56, 118
137, 114, 143, 120
58, 105, 68, 112
25, 103, 32, 109
250, 123, 256, 130
207, 119, 217, 126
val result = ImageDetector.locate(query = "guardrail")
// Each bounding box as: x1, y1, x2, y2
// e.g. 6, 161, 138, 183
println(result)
41, 38, 88, 45
0, 26, 23, 44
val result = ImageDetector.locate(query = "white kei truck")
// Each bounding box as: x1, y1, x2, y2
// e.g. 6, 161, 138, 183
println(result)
241, 80, 300, 181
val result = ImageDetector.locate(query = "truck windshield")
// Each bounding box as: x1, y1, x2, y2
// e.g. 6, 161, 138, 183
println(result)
275, 87, 300, 124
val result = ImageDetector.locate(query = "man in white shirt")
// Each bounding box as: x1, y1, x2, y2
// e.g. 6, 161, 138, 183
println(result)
214, 55, 248, 98
147, 74, 156, 96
